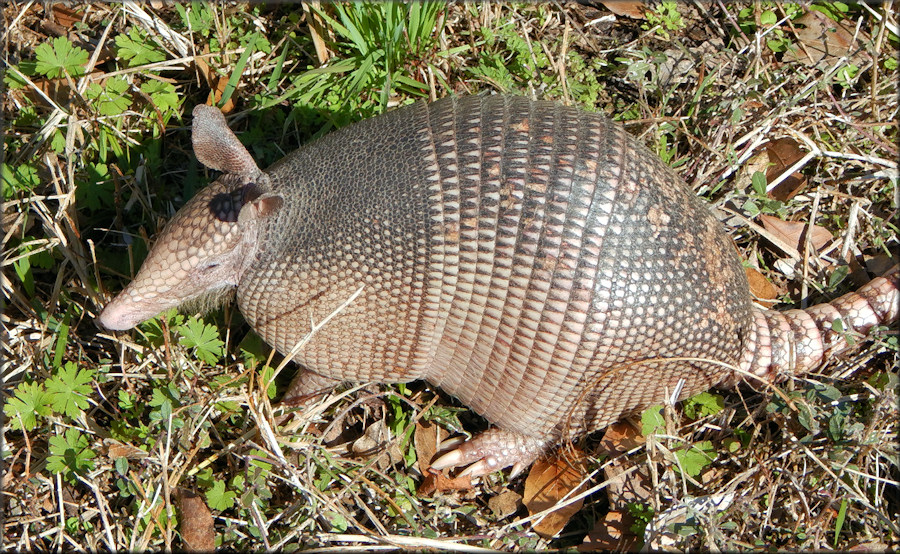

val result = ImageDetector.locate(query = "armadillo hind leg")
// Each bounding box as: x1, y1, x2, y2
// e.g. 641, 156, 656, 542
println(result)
281, 369, 343, 409
430, 428, 550, 478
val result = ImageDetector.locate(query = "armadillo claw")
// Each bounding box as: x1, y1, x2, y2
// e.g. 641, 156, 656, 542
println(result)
430, 428, 548, 478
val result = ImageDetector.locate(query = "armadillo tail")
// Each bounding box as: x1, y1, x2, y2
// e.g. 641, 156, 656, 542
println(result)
727, 266, 899, 387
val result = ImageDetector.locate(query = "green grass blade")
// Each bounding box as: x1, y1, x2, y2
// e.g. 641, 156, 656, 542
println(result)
219, 33, 259, 108
266, 42, 289, 91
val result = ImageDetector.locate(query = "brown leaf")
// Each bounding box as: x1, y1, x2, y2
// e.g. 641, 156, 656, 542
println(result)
578, 510, 640, 552
413, 420, 444, 473
351, 419, 402, 470
51, 5, 84, 30
598, 421, 645, 457
208, 76, 235, 115
194, 47, 213, 86
765, 138, 808, 201
759, 214, 833, 255
599, 423, 653, 510
103, 438, 149, 461
302, 2, 332, 64
194, 46, 235, 115
744, 267, 779, 307
415, 422, 470, 495
523, 447, 590, 538
177, 489, 215, 552
601, 1, 646, 19
417, 469, 473, 496
488, 489, 523, 519
785, 10, 860, 66
735, 150, 774, 193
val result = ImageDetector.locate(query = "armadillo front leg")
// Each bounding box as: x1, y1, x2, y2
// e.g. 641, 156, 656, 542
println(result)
430, 428, 550, 478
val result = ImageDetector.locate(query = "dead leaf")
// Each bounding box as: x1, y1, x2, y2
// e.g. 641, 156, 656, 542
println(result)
195, 46, 235, 114
103, 438, 149, 461
413, 420, 445, 473
177, 489, 215, 552
765, 138, 808, 201
195, 47, 212, 86
784, 10, 862, 66
351, 419, 403, 470
415, 422, 472, 495
578, 510, 640, 552
488, 489, 523, 519
52, 5, 84, 29
599, 423, 653, 510
744, 267, 779, 307
417, 469, 474, 495
601, 1, 646, 19
599, 421, 645, 456
523, 447, 590, 538
735, 150, 774, 193
583, 422, 653, 550
302, 2, 332, 64
208, 76, 235, 115
759, 214, 833, 256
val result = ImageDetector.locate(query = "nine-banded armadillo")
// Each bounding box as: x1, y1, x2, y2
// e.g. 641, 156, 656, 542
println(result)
99, 94, 899, 477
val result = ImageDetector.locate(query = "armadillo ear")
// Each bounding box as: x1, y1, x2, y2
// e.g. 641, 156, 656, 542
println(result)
192, 104, 260, 177
238, 192, 283, 224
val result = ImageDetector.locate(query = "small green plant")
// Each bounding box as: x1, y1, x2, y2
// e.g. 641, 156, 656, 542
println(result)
4, 363, 97, 431
85, 76, 132, 116
766, 381, 867, 446
655, 122, 680, 166
628, 502, 655, 536
736, 3, 803, 53
1, 163, 40, 200
10, 240, 55, 297
386, 384, 417, 468
47, 428, 97, 483
177, 316, 226, 366
741, 171, 788, 218
206, 479, 238, 511
834, 63, 859, 88
811, 1, 851, 22
174, 2, 215, 37
34, 36, 89, 78
642, 1, 686, 40
672, 440, 716, 477
115, 27, 166, 67
641, 404, 666, 436
682, 392, 725, 420
45, 363, 97, 419
4, 381, 53, 431
640, 398, 718, 478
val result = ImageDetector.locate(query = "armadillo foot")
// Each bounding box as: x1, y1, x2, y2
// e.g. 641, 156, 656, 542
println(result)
430, 428, 549, 478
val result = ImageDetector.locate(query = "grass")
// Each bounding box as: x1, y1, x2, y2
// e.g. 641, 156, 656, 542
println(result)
2, 1, 898, 551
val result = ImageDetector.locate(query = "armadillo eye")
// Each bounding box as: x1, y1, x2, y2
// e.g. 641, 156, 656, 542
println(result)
199, 262, 220, 273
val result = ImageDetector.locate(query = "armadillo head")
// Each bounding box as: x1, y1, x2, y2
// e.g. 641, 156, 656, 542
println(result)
99, 105, 283, 331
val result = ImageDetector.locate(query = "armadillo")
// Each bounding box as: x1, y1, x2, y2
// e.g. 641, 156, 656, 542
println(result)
99, 94, 899, 477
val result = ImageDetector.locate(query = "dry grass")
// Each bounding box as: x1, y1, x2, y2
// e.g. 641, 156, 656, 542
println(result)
2, 1, 898, 551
